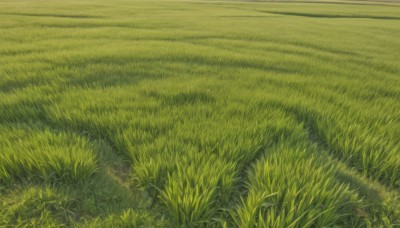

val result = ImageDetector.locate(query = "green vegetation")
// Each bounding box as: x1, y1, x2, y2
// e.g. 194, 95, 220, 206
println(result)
1, 0, 399, 226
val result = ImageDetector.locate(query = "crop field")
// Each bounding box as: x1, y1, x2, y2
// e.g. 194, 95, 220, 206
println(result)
1, 0, 400, 227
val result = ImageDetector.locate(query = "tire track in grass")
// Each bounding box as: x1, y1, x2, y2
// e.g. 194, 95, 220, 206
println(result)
53, 126, 160, 223
0, 94, 159, 224
280, 100, 398, 191
230, 99, 399, 226
0, 120, 150, 222
287, 106, 400, 225
246, 74, 399, 188
228, 113, 355, 227
220, 105, 313, 225
266, 97, 400, 187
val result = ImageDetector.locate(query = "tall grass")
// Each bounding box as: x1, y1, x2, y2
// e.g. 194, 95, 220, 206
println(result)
233, 146, 357, 227
0, 125, 97, 184
1, 0, 399, 226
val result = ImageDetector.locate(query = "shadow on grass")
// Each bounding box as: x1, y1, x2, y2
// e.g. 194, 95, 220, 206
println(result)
235, 0, 400, 7
258, 10, 400, 20
0, 12, 103, 19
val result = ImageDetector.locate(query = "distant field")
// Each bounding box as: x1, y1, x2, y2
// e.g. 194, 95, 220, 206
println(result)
0, 0, 399, 226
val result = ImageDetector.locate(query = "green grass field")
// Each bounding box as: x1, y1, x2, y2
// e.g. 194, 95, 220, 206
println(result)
1, 0, 400, 226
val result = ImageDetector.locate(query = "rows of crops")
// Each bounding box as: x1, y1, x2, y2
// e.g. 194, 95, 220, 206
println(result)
1, 0, 399, 226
